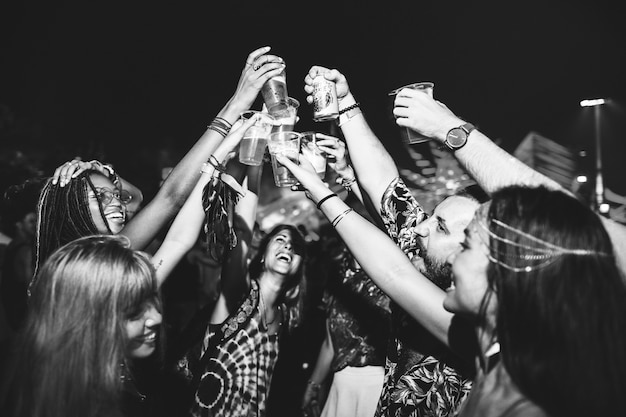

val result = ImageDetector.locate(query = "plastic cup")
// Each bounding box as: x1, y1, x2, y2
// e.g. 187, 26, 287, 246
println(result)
269, 97, 299, 133
300, 132, 327, 179
261, 68, 288, 113
388, 82, 434, 144
238, 111, 274, 166
267, 131, 301, 187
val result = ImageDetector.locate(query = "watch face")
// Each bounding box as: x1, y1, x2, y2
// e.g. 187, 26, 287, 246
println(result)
447, 128, 467, 148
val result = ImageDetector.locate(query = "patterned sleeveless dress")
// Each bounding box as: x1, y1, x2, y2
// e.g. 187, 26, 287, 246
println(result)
188, 280, 281, 417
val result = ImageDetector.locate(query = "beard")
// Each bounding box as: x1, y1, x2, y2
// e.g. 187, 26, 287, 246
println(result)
415, 240, 452, 290
423, 255, 452, 290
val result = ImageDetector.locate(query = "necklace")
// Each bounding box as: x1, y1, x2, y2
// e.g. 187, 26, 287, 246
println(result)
259, 288, 280, 327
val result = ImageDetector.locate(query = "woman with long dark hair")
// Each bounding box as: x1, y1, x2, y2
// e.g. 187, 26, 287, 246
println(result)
445, 186, 626, 416
173, 163, 308, 416
278, 152, 626, 416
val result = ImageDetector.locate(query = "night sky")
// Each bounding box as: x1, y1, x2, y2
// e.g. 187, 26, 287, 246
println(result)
1, 0, 625, 196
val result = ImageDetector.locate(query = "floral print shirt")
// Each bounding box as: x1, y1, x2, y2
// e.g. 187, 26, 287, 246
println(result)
374, 177, 474, 417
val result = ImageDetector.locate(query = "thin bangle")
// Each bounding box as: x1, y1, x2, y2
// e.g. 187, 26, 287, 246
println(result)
331, 208, 353, 227
316, 193, 337, 210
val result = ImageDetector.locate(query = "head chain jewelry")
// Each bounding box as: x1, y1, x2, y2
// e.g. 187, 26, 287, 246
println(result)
476, 208, 611, 273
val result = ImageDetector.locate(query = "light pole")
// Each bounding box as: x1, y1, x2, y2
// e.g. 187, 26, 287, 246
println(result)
580, 98, 607, 212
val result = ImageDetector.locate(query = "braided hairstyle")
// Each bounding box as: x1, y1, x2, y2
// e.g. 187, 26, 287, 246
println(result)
33, 170, 113, 282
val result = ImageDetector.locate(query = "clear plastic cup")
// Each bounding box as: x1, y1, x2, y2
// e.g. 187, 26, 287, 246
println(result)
267, 131, 301, 187
238, 111, 274, 166
269, 97, 300, 133
388, 82, 434, 144
300, 132, 327, 179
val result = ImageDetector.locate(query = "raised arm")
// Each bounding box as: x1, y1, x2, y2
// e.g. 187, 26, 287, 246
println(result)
393, 89, 626, 273
304, 66, 397, 213
121, 46, 286, 251
392, 87, 562, 194
277, 154, 454, 346
150, 116, 257, 287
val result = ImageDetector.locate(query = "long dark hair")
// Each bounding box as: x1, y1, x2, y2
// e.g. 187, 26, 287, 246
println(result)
0, 235, 160, 417
248, 224, 307, 331
483, 186, 626, 416
34, 170, 112, 279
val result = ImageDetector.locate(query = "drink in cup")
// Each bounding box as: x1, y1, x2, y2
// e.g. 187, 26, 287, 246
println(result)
388, 82, 434, 144
270, 97, 299, 133
311, 75, 339, 122
300, 132, 327, 179
267, 131, 301, 187
238, 111, 275, 166
262, 68, 288, 113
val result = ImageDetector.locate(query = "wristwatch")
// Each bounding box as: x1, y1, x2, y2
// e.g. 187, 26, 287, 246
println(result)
445, 123, 475, 151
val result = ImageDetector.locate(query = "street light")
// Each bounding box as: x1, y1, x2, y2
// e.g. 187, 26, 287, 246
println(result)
580, 97, 608, 212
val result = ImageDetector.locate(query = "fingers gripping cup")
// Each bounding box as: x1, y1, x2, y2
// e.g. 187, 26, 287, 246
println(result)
268, 131, 301, 187
238, 111, 275, 166
270, 97, 300, 133
300, 132, 327, 179
388, 82, 434, 144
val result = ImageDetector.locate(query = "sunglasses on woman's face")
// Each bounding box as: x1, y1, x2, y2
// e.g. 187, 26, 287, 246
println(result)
94, 187, 132, 205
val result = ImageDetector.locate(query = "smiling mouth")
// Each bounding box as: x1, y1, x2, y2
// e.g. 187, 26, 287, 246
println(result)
105, 211, 125, 223
140, 331, 157, 344
276, 252, 292, 263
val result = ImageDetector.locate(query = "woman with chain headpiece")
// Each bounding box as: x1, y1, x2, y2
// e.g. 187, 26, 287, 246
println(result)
277, 152, 626, 417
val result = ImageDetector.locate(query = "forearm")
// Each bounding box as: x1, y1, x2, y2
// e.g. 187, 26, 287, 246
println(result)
155, 100, 245, 211
308, 329, 334, 386
152, 134, 244, 285
453, 129, 563, 195
315, 191, 453, 345
338, 93, 399, 212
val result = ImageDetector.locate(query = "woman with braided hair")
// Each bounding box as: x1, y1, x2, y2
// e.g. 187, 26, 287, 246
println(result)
31, 46, 287, 288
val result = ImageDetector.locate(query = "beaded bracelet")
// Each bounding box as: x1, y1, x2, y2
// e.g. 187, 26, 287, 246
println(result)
331, 208, 353, 227
338, 102, 360, 115
316, 193, 338, 210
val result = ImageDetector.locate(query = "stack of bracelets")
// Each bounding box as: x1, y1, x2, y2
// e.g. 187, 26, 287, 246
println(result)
208, 116, 233, 138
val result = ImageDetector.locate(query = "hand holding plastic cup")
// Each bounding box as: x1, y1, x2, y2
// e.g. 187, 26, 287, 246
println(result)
389, 82, 434, 144
238, 111, 275, 166
267, 131, 301, 187
269, 97, 300, 133
301, 133, 327, 178
300, 132, 327, 179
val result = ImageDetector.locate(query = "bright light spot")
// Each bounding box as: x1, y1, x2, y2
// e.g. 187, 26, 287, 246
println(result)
580, 98, 606, 107
576, 175, 588, 183
599, 203, 610, 214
